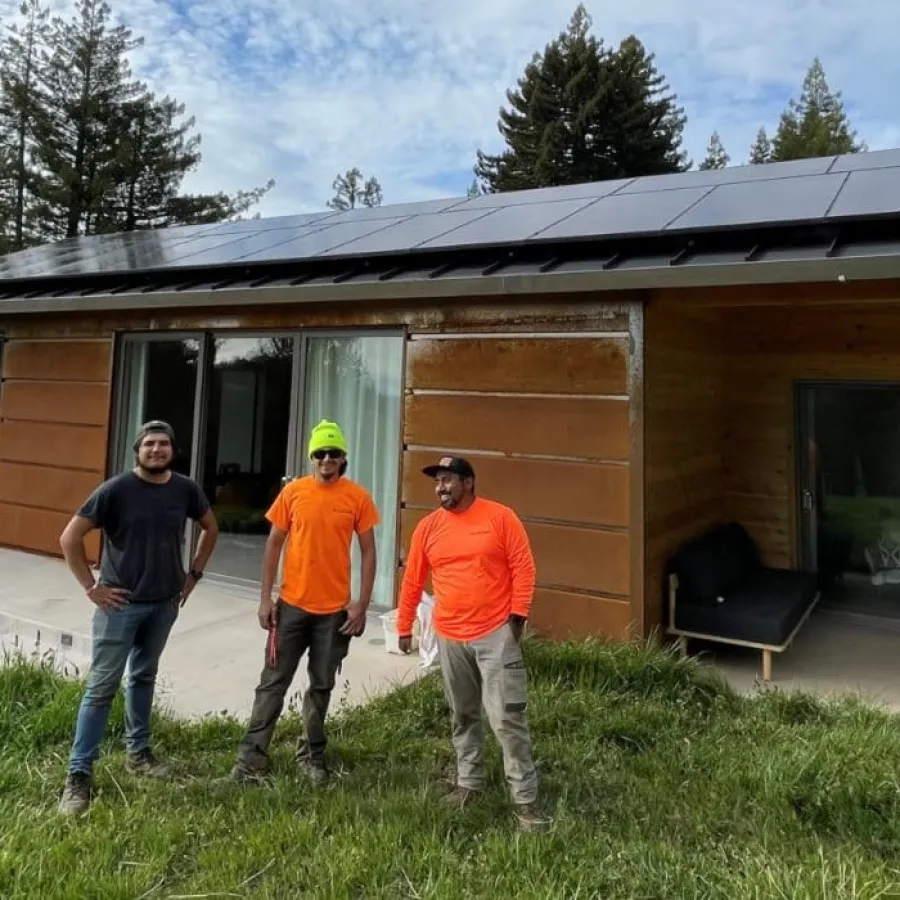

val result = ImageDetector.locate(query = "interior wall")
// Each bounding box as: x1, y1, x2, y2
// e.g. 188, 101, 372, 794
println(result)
643, 301, 726, 636
0, 337, 113, 560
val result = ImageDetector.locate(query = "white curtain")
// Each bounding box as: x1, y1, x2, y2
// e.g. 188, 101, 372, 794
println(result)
116, 340, 149, 472
302, 335, 403, 609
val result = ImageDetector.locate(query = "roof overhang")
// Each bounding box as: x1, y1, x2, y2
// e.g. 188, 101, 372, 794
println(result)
2, 251, 899, 317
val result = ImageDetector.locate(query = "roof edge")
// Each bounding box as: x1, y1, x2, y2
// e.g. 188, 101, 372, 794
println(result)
2, 253, 897, 317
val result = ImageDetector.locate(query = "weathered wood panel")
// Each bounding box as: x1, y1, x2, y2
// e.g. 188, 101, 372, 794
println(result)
405, 393, 630, 461
530, 589, 632, 641
400, 324, 637, 642
0, 380, 109, 426
406, 336, 628, 395
0, 462, 100, 513
0, 501, 100, 559
0, 335, 112, 562
399, 504, 629, 598
643, 303, 725, 635
0, 420, 108, 471
402, 450, 629, 528
3, 339, 111, 382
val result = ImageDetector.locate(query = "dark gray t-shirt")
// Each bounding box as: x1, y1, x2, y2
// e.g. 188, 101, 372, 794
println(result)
78, 472, 210, 603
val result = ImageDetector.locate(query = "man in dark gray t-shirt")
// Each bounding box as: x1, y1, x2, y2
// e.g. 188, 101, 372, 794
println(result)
57, 420, 219, 816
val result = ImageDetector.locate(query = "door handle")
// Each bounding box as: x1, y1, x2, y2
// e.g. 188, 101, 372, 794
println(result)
281, 475, 295, 485
802, 489, 815, 512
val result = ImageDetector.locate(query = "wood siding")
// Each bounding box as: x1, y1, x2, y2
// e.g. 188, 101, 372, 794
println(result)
1, 295, 642, 643
0, 338, 113, 559
644, 289, 900, 634
724, 303, 900, 568
643, 302, 725, 636
400, 316, 637, 643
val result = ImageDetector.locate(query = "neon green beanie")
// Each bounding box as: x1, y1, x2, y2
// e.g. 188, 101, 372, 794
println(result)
308, 419, 348, 457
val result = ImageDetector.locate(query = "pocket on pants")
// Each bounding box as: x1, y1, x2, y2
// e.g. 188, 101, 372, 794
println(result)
500, 634, 528, 715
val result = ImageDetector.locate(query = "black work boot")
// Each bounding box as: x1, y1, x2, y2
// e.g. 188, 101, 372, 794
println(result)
125, 749, 171, 779
59, 772, 92, 816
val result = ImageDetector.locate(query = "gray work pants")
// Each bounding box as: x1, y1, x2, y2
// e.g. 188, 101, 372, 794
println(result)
237, 603, 351, 770
437, 622, 539, 805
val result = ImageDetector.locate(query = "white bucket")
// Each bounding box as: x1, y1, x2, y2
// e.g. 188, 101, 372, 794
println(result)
380, 609, 419, 655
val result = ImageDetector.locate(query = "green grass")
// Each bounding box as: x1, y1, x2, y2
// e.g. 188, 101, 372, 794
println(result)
2, 641, 900, 898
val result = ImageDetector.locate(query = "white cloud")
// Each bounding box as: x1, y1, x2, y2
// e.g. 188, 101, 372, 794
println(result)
2, 0, 899, 217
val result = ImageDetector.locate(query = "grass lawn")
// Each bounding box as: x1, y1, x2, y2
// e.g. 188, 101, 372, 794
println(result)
2, 641, 900, 898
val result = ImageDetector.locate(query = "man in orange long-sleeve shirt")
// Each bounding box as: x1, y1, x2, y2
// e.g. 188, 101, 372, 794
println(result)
397, 456, 550, 831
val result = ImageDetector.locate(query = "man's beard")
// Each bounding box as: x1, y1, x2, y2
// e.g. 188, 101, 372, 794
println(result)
138, 459, 171, 474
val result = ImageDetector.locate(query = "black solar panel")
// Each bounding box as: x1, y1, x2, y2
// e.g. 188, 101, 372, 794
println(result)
618, 156, 835, 194
163, 226, 319, 269
829, 148, 900, 172
323, 197, 467, 221
827, 168, 900, 219
530, 187, 711, 241
416, 198, 596, 249
456, 178, 632, 209
321, 209, 493, 256
1, 150, 899, 284
667, 173, 846, 231
235, 216, 412, 263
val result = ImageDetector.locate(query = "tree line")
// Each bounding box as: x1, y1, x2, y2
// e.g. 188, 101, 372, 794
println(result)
0, 0, 274, 255
471, 5, 865, 191
0, 0, 871, 256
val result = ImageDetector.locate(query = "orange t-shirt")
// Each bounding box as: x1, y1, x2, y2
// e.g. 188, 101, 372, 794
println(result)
397, 497, 536, 643
267, 476, 380, 614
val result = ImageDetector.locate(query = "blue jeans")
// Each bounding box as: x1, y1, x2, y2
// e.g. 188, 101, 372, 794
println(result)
69, 599, 180, 775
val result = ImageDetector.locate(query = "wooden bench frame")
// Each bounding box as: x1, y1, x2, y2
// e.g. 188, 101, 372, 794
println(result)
667, 573, 821, 681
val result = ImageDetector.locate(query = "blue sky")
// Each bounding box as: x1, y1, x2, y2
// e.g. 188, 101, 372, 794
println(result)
3, 0, 899, 218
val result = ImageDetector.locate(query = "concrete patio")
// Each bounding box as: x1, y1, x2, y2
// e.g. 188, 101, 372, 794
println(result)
1, 546, 899, 716
0, 548, 423, 721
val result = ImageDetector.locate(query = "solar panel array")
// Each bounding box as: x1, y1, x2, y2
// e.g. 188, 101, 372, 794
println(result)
2, 148, 900, 282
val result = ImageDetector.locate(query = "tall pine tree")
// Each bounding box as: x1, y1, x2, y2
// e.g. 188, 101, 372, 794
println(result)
748, 126, 771, 163
0, 0, 51, 252
474, 5, 686, 192
10, 0, 273, 241
770, 58, 864, 160
698, 131, 729, 170
327, 168, 382, 210
31, 0, 145, 238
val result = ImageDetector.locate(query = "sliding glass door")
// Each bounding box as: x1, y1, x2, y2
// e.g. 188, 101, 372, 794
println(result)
110, 329, 403, 608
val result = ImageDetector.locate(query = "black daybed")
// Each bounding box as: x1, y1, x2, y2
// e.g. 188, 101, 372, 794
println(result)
666, 521, 820, 681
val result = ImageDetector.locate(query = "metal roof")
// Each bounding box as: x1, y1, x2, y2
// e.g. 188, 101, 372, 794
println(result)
2, 148, 900, 314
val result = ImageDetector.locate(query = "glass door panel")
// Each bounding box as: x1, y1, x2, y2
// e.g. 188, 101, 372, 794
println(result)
202, 336, 296, 584
112, 336, 201, 476
798, 382, 900, 619
298, 334, 404, 609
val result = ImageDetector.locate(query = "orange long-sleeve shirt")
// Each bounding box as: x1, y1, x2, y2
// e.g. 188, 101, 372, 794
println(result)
397, 497, 536, 643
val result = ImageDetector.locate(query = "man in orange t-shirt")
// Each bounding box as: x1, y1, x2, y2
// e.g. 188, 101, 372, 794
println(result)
397, 456, 550, 831
229, 420, 379, 784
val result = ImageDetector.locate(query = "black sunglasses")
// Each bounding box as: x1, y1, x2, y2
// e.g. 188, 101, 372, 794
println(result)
312, 449, 344, 460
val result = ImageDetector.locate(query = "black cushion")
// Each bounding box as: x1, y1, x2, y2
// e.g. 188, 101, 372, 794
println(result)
673, 568, 818, 647
672, 522, 761, 605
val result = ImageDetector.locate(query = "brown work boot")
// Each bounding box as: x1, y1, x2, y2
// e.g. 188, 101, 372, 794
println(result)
125, 749, 171, 779
58, 772, 92, 816
226, 758, 270, 785
441, 785, 480, 809
514, 802, 552, 832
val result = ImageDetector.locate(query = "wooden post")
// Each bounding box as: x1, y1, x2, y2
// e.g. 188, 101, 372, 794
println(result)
762, 649, 772, 682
